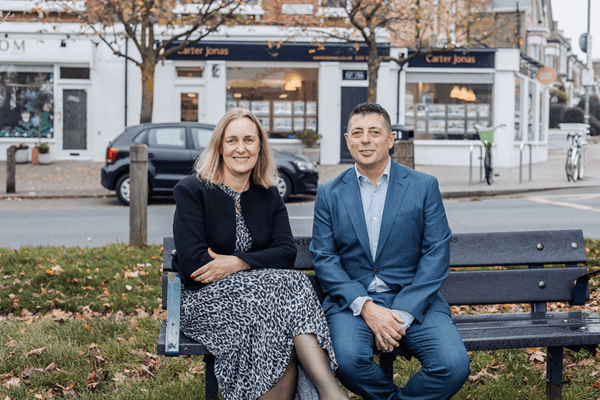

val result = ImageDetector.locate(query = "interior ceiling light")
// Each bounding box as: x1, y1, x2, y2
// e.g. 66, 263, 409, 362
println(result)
284, 74, 303, 91
450, 86, 476, 102
234, 93, 242, 98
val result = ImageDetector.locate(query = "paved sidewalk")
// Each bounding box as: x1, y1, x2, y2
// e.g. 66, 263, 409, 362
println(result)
1, 137, 598, 200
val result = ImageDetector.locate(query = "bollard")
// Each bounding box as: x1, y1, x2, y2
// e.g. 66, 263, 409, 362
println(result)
6, 146, 16, 194
392, 141, 415, 169
129, 144, 148, 247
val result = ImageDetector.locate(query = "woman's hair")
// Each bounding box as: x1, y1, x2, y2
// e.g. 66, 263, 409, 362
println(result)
194, 108, 276, 189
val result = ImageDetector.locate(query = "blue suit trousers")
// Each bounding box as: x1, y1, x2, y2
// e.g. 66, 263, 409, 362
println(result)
327, 291, 470, 400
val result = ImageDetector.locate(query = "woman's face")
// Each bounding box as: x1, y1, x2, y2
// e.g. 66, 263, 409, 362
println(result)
221, 117, 261, 181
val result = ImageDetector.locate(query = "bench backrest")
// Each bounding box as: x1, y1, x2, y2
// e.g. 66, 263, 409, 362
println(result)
163, 230, 588, 307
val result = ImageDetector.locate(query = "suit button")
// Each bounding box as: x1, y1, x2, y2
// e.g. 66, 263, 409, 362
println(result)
374, 269, 380, 274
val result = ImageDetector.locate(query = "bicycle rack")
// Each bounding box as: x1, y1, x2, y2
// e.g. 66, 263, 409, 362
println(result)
469, 143, 484, 185
519, 142, 532, 183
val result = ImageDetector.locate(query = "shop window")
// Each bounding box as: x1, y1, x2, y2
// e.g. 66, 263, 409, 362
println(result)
177, 67, 204, 78
405, 82, 492, 140
0, 70, 54, 139
226, 67, 318, 138
60, 67, 90, 80
515, 77, 522, 141
181, 92, 199, 121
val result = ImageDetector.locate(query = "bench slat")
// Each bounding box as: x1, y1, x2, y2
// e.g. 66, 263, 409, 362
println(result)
440, 267, 588, 305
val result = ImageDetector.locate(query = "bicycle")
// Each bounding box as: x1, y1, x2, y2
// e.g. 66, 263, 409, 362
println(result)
565, 133, 586, 182
475, 124, 506, 185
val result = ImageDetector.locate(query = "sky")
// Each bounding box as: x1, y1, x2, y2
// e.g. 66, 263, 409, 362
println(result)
551, 0, 599, 64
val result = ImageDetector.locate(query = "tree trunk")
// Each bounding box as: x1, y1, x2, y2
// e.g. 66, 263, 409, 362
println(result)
139, 61, 155, 124
367, 42, 379, 103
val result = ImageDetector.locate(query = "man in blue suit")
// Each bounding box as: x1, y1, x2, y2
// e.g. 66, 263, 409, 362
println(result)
311, 103, 470, 399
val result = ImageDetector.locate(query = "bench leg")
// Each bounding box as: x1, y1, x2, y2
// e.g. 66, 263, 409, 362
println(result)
379, 354, 397, 382
204, 354, 219, 400
546, 346, 563, 400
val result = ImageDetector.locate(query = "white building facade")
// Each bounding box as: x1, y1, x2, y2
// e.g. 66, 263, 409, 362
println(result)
0, 23, 552, 168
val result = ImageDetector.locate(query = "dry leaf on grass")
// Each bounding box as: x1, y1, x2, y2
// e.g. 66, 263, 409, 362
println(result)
24, 347, 47, 358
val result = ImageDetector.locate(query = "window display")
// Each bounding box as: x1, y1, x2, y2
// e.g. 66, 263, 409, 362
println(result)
227, 67, 318, 138
405, 82, 492, 140
0, 70, 54, 139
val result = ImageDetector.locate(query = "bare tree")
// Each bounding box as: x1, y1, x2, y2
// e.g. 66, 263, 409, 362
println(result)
41, 0, 246, 123
314, 0, 514, 102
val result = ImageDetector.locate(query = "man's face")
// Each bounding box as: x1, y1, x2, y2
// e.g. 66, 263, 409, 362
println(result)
345, 113, 394, 174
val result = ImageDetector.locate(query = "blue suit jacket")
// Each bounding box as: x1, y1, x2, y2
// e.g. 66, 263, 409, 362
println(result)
310, 161, 452, 324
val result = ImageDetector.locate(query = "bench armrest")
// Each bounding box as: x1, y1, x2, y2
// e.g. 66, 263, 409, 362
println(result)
165, 272, 182, 356
572, 269, 600, 305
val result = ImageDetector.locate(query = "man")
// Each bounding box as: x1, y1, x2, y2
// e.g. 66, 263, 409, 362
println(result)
310, 103, 470, 400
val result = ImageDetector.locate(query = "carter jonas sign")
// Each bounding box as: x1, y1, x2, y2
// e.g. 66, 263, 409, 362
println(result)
425, 53, 476, 65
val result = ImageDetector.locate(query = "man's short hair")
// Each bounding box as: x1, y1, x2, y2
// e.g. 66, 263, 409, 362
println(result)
347, 102, 392, 134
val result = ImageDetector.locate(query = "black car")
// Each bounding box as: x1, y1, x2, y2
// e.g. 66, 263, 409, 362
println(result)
101, 122, 319, 205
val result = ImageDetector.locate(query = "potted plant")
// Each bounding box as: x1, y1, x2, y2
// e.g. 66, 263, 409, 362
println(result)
38, 142, 51, 164
15, 143, 30, 164
295, 130, 321, 163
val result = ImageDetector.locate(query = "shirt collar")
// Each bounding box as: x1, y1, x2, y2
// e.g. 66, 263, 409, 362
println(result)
355, 157, 392, 184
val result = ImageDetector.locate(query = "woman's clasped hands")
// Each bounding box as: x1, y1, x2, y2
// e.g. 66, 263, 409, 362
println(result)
191, 248, 250, 284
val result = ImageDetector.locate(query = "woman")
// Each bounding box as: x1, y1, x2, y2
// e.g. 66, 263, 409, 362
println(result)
172, 108, 348, 400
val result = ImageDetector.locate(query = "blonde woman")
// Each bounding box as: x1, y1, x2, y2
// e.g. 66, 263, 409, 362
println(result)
172, 108, 347, 400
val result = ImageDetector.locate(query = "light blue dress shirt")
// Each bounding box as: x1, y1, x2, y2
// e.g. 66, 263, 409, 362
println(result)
349, 157, 415, 331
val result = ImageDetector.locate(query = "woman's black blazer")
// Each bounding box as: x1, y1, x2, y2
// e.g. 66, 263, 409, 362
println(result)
172, 175, 297, 290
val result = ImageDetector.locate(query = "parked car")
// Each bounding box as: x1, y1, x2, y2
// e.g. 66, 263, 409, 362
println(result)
100, 122, 319, 205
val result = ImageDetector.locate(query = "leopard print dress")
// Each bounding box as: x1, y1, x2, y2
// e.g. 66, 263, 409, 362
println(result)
180, 184, 337, 400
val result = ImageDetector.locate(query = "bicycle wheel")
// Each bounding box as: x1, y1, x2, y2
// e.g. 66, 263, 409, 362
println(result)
484, 148, 493, 185
571, 150, 580, 182
578, 150, 585, 180
565, 149, 574, 181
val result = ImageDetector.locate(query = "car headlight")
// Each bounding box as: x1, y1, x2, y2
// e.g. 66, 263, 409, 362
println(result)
293, 160, 317, 172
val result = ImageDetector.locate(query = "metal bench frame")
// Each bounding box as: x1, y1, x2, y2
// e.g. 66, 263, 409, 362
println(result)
158, 229, 600, 400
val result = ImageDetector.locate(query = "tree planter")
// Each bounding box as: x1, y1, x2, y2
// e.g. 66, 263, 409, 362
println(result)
38, 152, 51, 164
15, 149, 30, 164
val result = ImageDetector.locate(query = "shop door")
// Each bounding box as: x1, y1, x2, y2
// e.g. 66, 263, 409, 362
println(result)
340, 87, 368, 163
175, 86, 205, 122
61, 88, 90, 159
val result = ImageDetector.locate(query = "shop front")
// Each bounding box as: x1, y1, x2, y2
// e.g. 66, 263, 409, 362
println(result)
401, 48, 550, 168
160, 40, 392, 164
0, 32, 95, 162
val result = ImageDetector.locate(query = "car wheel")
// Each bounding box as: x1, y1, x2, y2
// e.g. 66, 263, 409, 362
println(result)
116, 174, 131, 205
274, 173, 292, 201
115, 173, 152, 206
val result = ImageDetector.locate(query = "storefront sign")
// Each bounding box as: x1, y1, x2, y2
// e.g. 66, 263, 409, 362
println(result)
536, 66, 557, 85
343, 70, 367, 80
166, 41, 390, 63
0, 39, 25, 57
407, 50, 495, 69
282, 4, 313, 14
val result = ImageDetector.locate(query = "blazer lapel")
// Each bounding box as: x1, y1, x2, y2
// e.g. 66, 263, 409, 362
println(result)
341, 169, 373, 263
375, 162, 410, 261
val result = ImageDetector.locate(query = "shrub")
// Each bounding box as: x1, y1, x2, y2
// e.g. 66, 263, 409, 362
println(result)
561, 107, 585, 123
549, 103, 567, 128
295, 130, 321, 148
38, 142, 49, 154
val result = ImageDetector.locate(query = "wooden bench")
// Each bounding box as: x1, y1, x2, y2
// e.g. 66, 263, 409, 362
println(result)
157, 229, 600, 400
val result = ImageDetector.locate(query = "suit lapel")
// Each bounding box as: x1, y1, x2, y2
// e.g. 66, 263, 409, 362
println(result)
341, 169, 373, 264
375, 162, 410, 262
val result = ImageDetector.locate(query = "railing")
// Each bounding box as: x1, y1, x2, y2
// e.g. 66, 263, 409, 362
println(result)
519, 142, 532, 183
469, 143, 484, 185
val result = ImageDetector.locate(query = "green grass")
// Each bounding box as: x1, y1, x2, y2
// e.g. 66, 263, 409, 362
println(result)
0, 244, 163, 315
1, 241, 600, 399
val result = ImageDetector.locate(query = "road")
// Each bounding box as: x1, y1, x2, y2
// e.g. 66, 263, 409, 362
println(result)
1, 189, 599, 249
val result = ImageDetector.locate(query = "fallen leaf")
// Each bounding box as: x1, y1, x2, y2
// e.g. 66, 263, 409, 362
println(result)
45, 360, 58, 372
24, 347, 47, 358
125, 285, 133, 291
5, 340, 17, 347
3, 377, 20, 389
